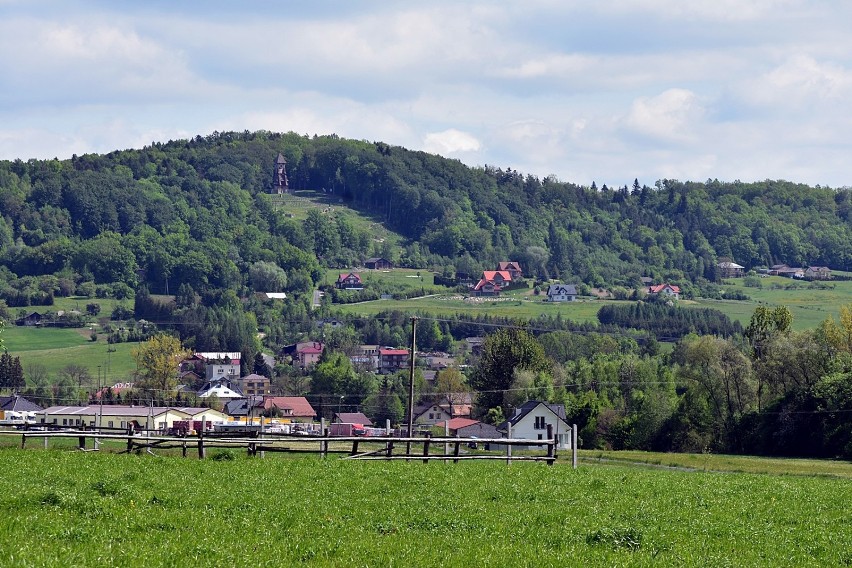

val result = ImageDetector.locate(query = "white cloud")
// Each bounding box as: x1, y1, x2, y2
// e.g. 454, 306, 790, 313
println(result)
423, 129, 481, 155
625, 89, 704, 142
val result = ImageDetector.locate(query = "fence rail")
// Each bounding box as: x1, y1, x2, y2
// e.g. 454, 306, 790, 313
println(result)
2, 423, 579, 467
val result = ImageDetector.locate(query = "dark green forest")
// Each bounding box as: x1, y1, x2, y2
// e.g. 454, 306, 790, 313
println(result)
2, 130, 852, 458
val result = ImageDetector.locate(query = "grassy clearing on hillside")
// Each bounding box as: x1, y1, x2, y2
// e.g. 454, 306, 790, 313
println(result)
273, 190, 403, 247
335, 294, 616, 324
5, 328, 139, 383
1, 327, 89, 352
0, 448, 849, 566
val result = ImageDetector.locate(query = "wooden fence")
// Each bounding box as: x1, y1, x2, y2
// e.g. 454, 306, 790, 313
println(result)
5, 423, 578, 467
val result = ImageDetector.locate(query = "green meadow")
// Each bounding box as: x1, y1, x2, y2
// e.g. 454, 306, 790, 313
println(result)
0, 447, 849, 567
332, 271, 852, 331
4, 326, 138, 382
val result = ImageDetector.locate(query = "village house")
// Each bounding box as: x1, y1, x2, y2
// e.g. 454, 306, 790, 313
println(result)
197, 378, 244, 401
364, 257, 393, 270
349, 345, 379, 371
234, 373, 270, 397
717, 260, 745, 278
379, 348, 410, 373
472, 279, 502, 297
805, 266, 832, 280
546, 283, 578, 302
647, 283, 681, 299
296, 342, 324, 368
336, 272, 364, 290
260, 396, 317, 422
333, 412, 373, 427
15, 312, 42, 326
497, 261, 523, 281
497, 400, 572, 449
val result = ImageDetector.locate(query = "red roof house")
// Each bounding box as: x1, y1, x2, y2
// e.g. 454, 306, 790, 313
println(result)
262, 396, 317, 421
647, 284, 681, 299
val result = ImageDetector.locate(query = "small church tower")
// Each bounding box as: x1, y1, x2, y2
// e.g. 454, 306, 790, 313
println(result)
272, 152, 290, 194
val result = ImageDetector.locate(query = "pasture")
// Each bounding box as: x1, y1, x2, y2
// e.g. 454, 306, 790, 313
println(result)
333, 272, 852, 331
4, 326, 138, 383
0, 447, 849, 566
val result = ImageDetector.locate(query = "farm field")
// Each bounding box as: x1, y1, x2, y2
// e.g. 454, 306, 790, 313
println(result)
3, 326, 138, 382
0, 447, 849, 566
334, 293, 611, 324
332, 272, 852, 331
580, 450, 852, 478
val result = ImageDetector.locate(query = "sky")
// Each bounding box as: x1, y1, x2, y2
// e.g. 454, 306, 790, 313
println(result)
2, 0, 852, 188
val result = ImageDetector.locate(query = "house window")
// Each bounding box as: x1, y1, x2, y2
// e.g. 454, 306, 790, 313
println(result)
62, 419, 67, 425
538, 434, 543, 440
429, 413, 434, 419
108, 421, 114, 428
120, 421, 126, 428
534, 416, 545, 429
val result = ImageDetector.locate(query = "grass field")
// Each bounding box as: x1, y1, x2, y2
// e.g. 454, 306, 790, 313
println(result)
331, 272, 852, 331
3, 326, 139, 383
0, 447, 848, 566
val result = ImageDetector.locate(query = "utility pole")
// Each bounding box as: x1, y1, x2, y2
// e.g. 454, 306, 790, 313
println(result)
406, 316, 418, 457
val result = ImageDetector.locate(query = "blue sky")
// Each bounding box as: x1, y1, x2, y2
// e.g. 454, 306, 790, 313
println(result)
2, 1, 852, 187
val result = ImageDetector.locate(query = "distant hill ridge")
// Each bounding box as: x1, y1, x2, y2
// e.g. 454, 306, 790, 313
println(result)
1, 130, 851, 301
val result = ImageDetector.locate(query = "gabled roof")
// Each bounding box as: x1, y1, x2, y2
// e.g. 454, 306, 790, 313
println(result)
446, 417, 478, 430
0, 395, 43, 412
648, 284, 680, 294
262, 396, 316, 417
497, 400, 569, 431
197, 383, 244, 400
334, 412, 373, 426
337, 272, 362, 283
276, 152, 287, 164
497, 261, 522, 272
455, 421, 502, 438
297, 343, 324, 355
473, 279, 501, 291
547, 283, 578, 296
482, 270, 512, 282
718, 261, 744, 269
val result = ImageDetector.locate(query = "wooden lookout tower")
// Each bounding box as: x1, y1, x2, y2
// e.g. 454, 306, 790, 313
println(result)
272, 152, 290, 194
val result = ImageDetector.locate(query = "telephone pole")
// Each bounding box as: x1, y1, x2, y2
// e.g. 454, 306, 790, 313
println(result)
406, 316, 418, 456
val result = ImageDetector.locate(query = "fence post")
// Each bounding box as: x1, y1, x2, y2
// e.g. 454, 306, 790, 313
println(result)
197, 430, 205, 459
78, 424, 86, 450
453, 432, 461, 464
351, 439, 359, 456
444, 421, 449, 464
126, 425, 133, 453
21, 433, 26, 450
422, 432, 431, 464
572, 424, 578, 469
322, 428, 329, 459
506, 423, 512, 466
546, 424, 554, 465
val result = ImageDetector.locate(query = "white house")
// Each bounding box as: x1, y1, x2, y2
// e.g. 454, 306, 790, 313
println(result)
546, 283, 578, 302
497, 400, 572, 449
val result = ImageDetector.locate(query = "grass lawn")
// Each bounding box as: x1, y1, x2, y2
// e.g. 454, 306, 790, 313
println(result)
0, 447, 849, 566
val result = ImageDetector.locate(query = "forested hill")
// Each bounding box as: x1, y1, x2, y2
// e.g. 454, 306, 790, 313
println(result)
1, 129, 852, 301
